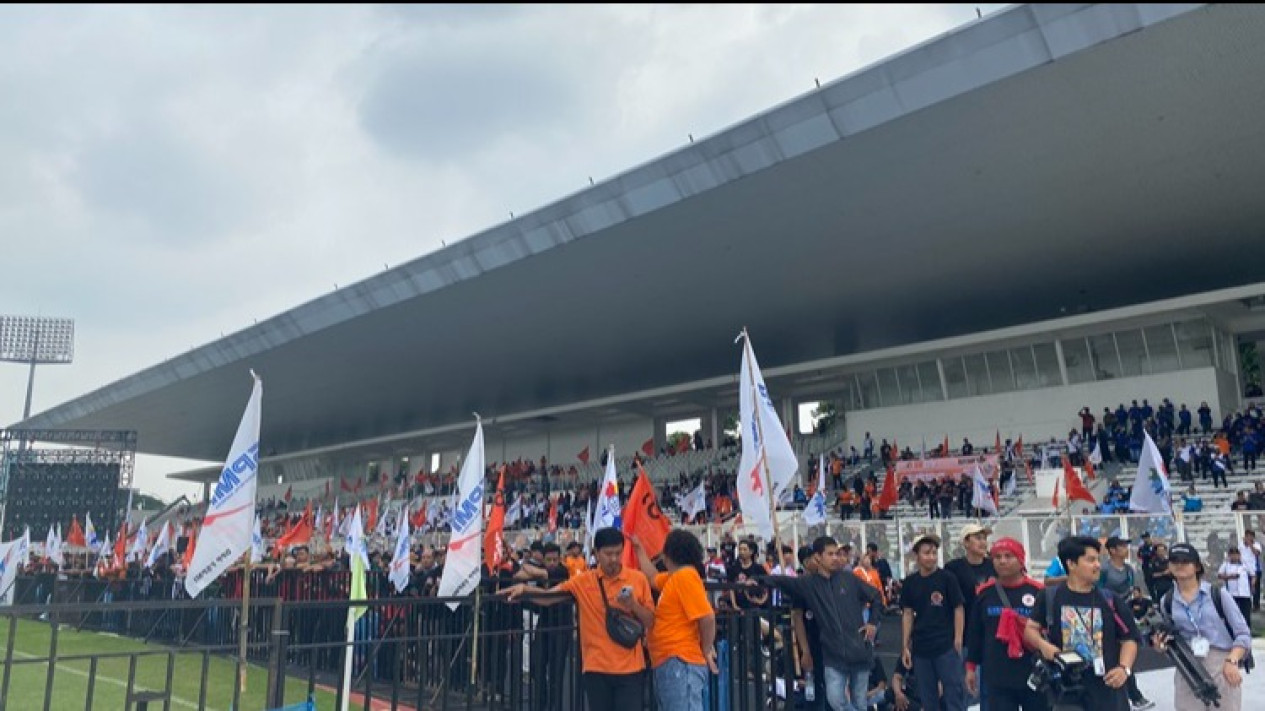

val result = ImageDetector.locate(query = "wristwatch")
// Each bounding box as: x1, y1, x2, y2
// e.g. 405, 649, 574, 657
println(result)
1122, 666, 1132, 677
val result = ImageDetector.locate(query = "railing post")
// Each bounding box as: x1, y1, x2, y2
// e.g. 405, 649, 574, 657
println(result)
267, 628, 290, 710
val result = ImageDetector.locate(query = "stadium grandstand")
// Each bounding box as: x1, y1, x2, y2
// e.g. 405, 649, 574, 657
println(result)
6, 4, 1265, 709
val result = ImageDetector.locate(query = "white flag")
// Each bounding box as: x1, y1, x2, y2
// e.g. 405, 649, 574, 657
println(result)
146, 521, 172, 568
186, 372, 263, 599
735, 332, 799, 541
250, 514, 264, 564
1089, 441, 1103, 466
1130, 430, 1172, 514
677, 482, 707, 520
374, 496, 390, 537
0, 528, 30, 605
803, 460, 828, 527
388, 506, 411, 593
505, 497, 523, 527
971, 466, 999, 516
44, 525, 58, 565
594, 447, 621, 530
344, 505, 369, 571
1003, 471, 1017, 498
85, 513, 98, 550
437, 419, 485, 610
129, 518, 148, 563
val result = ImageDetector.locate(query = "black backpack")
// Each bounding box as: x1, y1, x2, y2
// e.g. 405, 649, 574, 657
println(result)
1161, 584, 1255, 673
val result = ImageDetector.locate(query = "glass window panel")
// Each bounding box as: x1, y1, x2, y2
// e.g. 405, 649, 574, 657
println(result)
917, 361, 943, 401
943, 357, 968, 399
1062, 338, 1095, 384
1010, 347, 1039, 390
877, 368, 900, 407
1114, 329, 1147, 377
964, 353, 990, 396
1033, 343, 1062, 387
897, 364, 921, 404
1175, 319, 1213, 367
1088, 334, 1120, 380
987, 351, 1015, 392
1144, 324, 1180, 373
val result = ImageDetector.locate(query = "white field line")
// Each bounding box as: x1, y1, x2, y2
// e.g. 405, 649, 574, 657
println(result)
13, 649, 209, 710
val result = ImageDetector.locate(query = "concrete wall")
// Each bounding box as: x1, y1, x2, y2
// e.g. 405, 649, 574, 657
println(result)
1216, 368, 1243, 416
477, 417, 654, 468
845, 367, 1227, 453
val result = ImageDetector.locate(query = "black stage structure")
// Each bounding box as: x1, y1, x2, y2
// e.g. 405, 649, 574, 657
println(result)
0, 429, 136, 541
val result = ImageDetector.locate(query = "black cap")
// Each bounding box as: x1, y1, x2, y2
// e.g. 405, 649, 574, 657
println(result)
1105, 536, 1129, 549
1140, 531, 1151, 538
1168, 543, 1201, 564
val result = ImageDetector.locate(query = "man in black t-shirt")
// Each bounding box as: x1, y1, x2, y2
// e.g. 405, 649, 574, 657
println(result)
728, 539, 769, 609
1024, 536, 1140, 711
945, 523, 996, 625
901, 534, 966, 711
966, 537, 1047, 711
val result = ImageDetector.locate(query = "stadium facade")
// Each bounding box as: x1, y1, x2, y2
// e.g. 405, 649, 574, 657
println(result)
12, 3, 1265, 493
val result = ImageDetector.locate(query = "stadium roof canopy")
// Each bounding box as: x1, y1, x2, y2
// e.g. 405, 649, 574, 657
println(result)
17, 3, 1265, 464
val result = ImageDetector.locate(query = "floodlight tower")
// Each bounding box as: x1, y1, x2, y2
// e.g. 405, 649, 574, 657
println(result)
0, 316, 75, 420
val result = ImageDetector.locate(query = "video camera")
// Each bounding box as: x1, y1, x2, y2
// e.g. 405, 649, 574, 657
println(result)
1139, 610, 1221, 707
1026, 650, 1089, 708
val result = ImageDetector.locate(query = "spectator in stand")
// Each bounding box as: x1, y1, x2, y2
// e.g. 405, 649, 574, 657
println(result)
1199, 401, 1214, 434
961, 438, 974, 456
1178, 403, 1192, 435
1080, 407, 1096, 440
1219, 547, 1253, 625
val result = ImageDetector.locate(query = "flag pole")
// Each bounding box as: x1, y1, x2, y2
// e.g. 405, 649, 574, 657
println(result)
237, 551, 252, 697
469, 579, 482, 688
741, 329, 781, 551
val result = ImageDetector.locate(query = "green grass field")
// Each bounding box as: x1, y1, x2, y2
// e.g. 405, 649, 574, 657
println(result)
0, 618, 339, 710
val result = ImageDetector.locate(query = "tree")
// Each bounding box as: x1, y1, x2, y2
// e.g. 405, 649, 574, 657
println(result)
810, 401, 839, 435
1241, 342, 1262, 397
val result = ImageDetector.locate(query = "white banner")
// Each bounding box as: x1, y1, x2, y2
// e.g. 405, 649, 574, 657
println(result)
0, 528, 30, 606
186, 372, 263, 598
1131, 430, 1173, 514
594, 447, 621, 530
736, 333, 798, 541
437, 419, 485, 610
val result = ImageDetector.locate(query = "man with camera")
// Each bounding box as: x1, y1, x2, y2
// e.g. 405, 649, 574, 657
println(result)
1024, 536, 1141, 710
1152, 543, 1250, 711
965, 537, 1047, 711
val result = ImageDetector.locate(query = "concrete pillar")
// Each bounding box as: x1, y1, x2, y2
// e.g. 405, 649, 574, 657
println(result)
710, 407, 720, 449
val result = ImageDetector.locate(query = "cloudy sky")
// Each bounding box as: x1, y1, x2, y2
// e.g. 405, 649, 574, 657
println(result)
0, 3, 1005, 502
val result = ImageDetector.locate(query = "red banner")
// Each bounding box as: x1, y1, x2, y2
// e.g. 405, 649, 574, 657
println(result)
895, 455, 1000, 482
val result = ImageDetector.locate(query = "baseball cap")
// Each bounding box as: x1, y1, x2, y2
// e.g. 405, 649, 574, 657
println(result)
960, 523, 992, 541
1168, 543, 1201, 564
911, 533, 941, 552
1105, 536, 1130, 549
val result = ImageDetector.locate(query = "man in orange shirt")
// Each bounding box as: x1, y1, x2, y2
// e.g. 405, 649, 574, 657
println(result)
631, 530, 718, 711
504, 528, 655, 711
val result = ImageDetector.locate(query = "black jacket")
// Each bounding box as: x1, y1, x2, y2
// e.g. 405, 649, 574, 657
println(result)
762, 570, 880, 667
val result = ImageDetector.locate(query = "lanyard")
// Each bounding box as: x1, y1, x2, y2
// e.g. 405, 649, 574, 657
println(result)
1181, 593, 1205, 631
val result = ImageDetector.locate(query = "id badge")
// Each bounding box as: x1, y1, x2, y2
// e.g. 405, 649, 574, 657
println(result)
1093, 656, 1106, 676
1192, 636, 1211, 658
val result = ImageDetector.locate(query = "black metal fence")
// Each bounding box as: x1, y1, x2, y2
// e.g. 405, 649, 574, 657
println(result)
0, 573, 806, 711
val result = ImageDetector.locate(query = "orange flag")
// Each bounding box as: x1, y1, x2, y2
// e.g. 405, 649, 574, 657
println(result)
113, 522, 128, 562
877, 466, 899, 512
483, 470, 507, 573
66, 516, 86, 548
364, 498, 380, 534
577, 447, 590, 465
1083, 457, 1097, 481
276, 502, 314, 553
410, 500, 429, 530
183, 527, 197, 569
548, 496, 559, 533
621, 465, 672, 570
1061, 455, 1096, 505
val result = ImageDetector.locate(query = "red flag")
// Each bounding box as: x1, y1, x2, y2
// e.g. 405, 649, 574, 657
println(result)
1083, 457, 1097, 481
1061, 455, 1096, 505
483, 470, 507, 573
66, 516, 86, 548
621, 465, 672, 570
943, 435, 950, 456
877, 466, 899, 512
364, 498, 379, 533
283, 486, 292, 503
641, 438, 655, 457
410, 500, 429, 529
577, 446, 590, 465
355, 477, 363, 493
275, 502, 314, 553
1052, 477, 1060, 509
548, 496, 559, 533
341, 477, 353, 493
114, 522, 128, 562
1016, 436, 1033, 484
994, 430, 1001, 456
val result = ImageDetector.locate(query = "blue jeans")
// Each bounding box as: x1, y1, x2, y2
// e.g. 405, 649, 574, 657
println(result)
823, 664, 870, 711
654, 657, 706, 711
914, 649, 966, 711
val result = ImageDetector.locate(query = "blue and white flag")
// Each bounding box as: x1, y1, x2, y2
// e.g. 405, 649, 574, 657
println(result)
436, 418, 485, 610
85, 513, 98, 550
0, 528, 30, 605
128, 518, 147, 563
1130, 430, 1172, 514
146, 521, 172, 569
388, 504, 411, 593
803, 459, 828, 527
594, 446, 621, 530
971, 465, 998, 516
735, 331, 798, 541
677, 482, 707, 521
250, 514, 264, 564
186, 372, 262, 598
